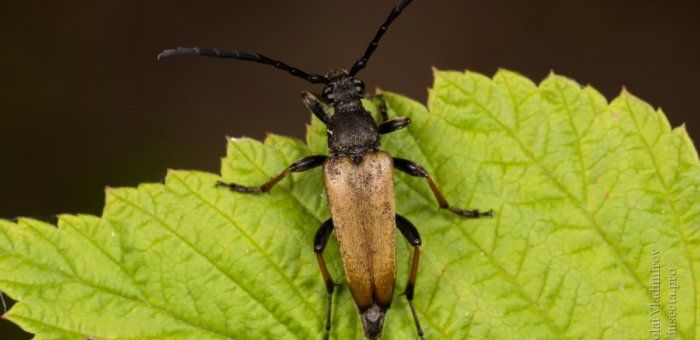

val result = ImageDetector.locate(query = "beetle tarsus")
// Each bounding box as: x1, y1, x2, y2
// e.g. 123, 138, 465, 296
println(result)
408, 300, 425, 340
215, 181, 262, 193
448, 207, 494, 218
323, 289, 333, 340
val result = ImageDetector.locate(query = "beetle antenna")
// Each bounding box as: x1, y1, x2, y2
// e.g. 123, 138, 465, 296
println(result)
158, 47, 329, 84
349, 0, 414, 76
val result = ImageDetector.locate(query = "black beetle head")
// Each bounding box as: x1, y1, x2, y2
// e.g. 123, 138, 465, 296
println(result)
322, 69, 366, 105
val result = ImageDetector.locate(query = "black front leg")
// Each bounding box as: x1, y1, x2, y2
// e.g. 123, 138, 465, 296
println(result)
393, 158, 493, 218
302, 91, 331, 124
217, 155, 326, 193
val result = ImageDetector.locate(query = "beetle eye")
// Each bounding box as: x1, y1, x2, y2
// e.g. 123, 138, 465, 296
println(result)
322, 87, 332, 99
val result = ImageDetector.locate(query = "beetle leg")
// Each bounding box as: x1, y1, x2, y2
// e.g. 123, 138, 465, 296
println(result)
314, 218, 336, 340
302, 91, 331, 124
376, 93, 390, 122
374, 93, 412, 134
393, 158, 494, 218
216, 155, 326, 193
378, 117, 411, 134
396, 214, 425, 340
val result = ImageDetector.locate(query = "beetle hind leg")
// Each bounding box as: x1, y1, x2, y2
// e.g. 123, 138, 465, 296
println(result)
314, 218, 336, 340
396, 214, 426, 340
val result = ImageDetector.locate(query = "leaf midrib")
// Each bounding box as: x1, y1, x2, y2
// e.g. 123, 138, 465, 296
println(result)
111, 190, 297, 338
0, 235, 226, 339
435, 72, 687, 338
169, 172, 321, 334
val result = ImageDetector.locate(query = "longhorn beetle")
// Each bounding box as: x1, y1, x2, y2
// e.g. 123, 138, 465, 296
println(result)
158, 0, 492, 338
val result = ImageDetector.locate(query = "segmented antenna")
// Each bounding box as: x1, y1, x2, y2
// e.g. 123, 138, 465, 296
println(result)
157, 47, 329, 84
349, 0, 414, 76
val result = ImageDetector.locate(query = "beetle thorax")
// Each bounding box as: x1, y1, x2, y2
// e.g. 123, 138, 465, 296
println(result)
326, 108, 380, 162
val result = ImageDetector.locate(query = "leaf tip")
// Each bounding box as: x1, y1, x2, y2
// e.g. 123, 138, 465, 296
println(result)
431, 66, 443, 77
676, 122, 688, 133
620, 85, 629, 95
55, 213, 72, 223
618, 86, 642, 103
104, 186, 111, 193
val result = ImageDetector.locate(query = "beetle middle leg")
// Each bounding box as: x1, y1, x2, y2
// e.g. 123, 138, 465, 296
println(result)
393, 158, 493, 218
376, 93, 390, 122
396, 214, 425, 340
314, 218, 336, 340
375, 94, 412, 134
217, 155, 326, 193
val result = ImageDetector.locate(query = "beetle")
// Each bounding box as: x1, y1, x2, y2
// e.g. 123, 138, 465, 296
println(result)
158, 0, 492, 338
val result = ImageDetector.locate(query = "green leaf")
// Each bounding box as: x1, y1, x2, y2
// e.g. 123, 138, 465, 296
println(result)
2, 69, 699, 339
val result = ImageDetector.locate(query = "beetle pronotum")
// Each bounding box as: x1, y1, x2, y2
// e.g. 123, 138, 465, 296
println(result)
158, 1, 493, 338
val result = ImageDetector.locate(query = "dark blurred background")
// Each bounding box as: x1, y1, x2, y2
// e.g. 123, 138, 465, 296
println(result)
0, 0, 698, 338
